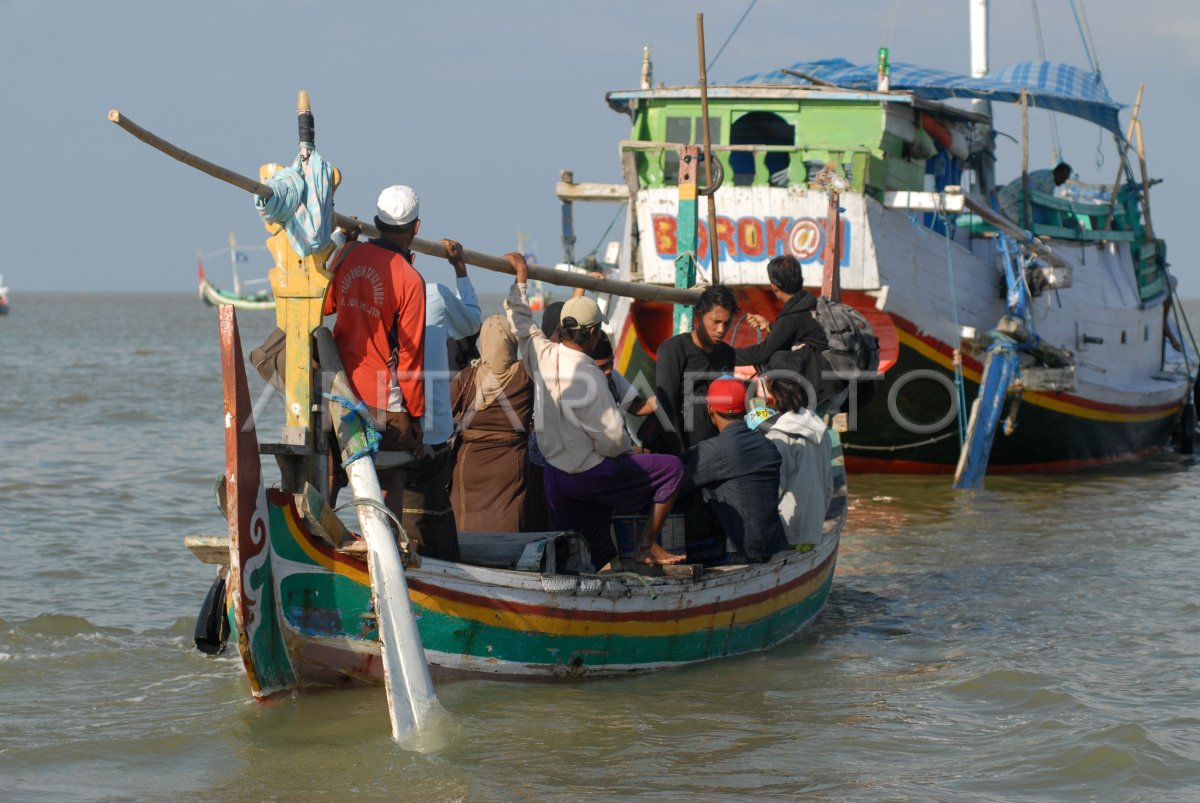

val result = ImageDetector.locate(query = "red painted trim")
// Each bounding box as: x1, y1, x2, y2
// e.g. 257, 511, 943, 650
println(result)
845, 445, 1164, 475
408, 550, 836, 623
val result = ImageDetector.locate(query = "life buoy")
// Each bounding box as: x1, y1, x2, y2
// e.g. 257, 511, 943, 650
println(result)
921, 114, 954, 150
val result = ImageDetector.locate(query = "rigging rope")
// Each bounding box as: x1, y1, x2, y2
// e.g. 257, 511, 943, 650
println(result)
939, 195, 969, 450
842, 430, 958, 452
706, 0, 759, 74
584, 203, 627, 260
883, 0, 900, 49
323, 392, 381, 466
1069, 0, 1101, 74
1030, 0, 1063, 164
334, 497, 411, 553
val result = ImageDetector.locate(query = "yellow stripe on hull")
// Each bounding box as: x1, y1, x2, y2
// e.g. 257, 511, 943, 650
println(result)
895, 328, 1179, 424
410, 560, 835, 639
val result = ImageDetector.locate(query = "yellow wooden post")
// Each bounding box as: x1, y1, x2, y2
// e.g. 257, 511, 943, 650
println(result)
259, 162, 340, 450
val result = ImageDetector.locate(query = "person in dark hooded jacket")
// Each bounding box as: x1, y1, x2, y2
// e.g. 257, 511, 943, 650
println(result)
735, 255, 829, 404
735, 254, 827, 363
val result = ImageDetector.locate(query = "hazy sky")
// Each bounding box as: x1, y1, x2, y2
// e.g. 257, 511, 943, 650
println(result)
3, 0, 1196, 296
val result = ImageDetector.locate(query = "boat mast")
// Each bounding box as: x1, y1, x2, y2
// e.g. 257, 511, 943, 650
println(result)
969, 0, 990, 115
228, 230, 242, 296
969, 0, 996, 193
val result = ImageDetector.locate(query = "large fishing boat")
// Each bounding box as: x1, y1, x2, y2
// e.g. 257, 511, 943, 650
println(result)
562, 7, 1193, 481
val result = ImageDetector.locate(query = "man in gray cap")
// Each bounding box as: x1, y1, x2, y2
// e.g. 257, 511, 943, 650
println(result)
504, 253, 686, 569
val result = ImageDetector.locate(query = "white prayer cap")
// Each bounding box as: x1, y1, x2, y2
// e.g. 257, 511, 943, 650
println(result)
376, 185, 420, 226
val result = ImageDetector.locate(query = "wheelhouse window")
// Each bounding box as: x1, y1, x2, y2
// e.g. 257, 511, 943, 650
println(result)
663, 116, 721, 184
730, 112, 795, 187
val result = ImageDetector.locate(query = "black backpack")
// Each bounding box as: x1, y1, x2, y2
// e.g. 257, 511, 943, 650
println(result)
812, 297, 880, 379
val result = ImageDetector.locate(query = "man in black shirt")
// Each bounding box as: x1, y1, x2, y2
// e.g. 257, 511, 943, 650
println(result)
649, 285, 738, 455
735, 255, 828, 405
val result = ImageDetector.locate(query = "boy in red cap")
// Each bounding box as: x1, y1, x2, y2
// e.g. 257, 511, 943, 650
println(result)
678, 377, 786, 562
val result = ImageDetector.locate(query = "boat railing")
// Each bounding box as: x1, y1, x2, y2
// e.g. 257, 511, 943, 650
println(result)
620, 139, 865, 192
959, 185, 1164, 300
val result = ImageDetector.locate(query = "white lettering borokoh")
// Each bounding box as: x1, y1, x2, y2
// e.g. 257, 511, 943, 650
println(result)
341, 265, 386, 319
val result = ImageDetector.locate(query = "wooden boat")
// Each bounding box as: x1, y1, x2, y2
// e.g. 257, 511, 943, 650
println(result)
185, 302, 845, 680
558, 4, 1194, 481
105, 95, 845, 696
197, 233, 275, 310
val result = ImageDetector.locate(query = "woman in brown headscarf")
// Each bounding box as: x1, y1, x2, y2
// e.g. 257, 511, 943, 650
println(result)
449, 314, 535, 532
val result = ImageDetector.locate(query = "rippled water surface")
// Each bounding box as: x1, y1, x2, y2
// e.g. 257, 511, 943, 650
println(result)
3, 294, 1200, 801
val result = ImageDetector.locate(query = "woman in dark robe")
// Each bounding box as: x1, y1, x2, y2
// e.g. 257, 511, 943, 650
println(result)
449, 314, 535, 532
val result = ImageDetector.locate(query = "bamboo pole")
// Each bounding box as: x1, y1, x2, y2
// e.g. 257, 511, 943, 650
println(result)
108, 110, 271, 199
1102, 82, 1144, 231
1020, 90, 1031, 230
696, 13, 720, 282
108, 109, 702, 306
1134, 119, 1155, 243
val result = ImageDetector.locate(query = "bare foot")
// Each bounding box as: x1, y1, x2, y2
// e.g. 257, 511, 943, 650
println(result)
634, 544, 687, 565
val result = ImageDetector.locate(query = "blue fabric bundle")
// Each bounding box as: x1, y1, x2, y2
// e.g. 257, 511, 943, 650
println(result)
255, 150, 334, 256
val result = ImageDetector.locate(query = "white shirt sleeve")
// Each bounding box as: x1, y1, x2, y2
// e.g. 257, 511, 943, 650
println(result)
505, 282, 543, 344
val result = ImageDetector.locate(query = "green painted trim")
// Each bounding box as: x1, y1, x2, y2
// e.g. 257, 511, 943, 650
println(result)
259, 493, 834, 672
413, 569, 834, 669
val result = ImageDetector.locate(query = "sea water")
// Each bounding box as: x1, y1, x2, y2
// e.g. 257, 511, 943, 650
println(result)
2, 293, 1199, 800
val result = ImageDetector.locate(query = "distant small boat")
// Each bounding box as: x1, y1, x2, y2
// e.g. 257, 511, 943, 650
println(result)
0, 274, 8, 315
197, 232, 275, 310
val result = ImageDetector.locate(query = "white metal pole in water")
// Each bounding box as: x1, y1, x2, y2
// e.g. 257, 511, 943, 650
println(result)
314, 327, 438, 744
343, 454, 439, 740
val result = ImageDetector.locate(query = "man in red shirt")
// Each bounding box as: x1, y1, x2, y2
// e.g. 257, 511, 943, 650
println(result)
324, 184, 428, 526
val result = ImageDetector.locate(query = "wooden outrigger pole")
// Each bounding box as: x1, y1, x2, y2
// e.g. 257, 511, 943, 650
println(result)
106, 109, 702, 307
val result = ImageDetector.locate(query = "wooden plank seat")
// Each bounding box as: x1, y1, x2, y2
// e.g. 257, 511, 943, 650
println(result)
184, 530, 595, 575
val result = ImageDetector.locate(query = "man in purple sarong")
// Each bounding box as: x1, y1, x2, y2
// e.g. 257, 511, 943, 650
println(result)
503, 253, 685, 569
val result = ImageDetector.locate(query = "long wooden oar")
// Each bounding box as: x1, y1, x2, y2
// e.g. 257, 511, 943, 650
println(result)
108, 109, 701, 306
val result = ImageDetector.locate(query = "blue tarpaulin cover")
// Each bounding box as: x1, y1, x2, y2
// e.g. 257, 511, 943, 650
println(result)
736, 59, 1122, 133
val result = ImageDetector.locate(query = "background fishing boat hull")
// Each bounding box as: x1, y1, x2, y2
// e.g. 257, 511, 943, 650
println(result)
199, 269, 275, 310
604, 184, 1187, 474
